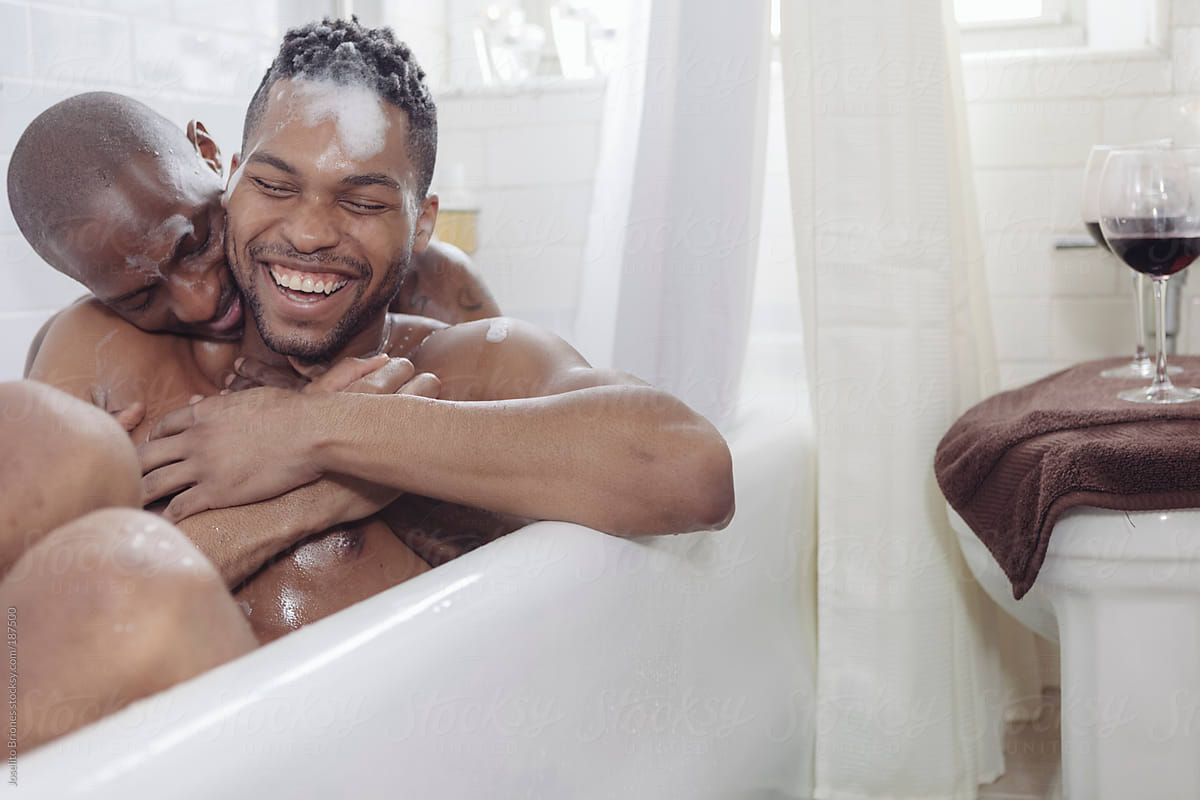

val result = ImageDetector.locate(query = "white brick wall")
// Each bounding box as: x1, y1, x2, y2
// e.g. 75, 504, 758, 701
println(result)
966, 4, 1200, 388
431, 82, 605, 340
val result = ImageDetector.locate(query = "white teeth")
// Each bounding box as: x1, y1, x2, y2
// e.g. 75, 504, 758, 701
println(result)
269, 265, 348, 296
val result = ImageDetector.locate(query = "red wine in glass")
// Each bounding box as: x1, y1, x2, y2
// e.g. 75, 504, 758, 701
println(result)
1107, 231, 1200, 277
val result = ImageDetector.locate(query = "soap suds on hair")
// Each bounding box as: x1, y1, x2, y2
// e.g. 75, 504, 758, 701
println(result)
485, 319, 510, 343
288, 79, 390, 161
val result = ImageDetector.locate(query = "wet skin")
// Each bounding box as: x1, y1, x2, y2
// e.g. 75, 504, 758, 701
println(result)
28, 299, 526, 642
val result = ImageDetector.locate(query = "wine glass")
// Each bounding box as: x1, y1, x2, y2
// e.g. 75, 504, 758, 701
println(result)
1098, 147, 1200, 403
1082, 141, 1176, 378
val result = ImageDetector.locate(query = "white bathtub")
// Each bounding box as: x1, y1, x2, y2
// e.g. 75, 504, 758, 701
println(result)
20, 410, 815, 799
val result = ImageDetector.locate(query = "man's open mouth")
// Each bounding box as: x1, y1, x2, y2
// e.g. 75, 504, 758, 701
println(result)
201, 291, 244, 336
265, 262, 355, 305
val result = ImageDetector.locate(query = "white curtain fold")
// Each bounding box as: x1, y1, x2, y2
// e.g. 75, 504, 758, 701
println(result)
778, 1, 1045, 797
573, 0, 771, 429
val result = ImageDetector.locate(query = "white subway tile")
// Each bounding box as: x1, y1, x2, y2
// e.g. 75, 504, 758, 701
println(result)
962, 51, 1172, 102
80, 0, 167, 17
438, 92, 540, 130
132, 22, 271, 98
1173, 27, 1200, 93
1181, 295, 1200, 354
996, 360, 1069, 390
0, 312, 57, 382
0, 3, 30, 78
432, 130, 487, 190
474, 243, 583, 313
982, 229, 1053, 297
966, 100, 1101, 167
476, 184, 592, 250
0, 236, 88, 312
1175, 0, 1200, 26
0, 157, 14, 236
31, 6, 131, 85
990, 296, 1052, 360
485, 123, 598, 186
1101, 93, 1200, 144
0, 83, 77, 158
1047, 245, 1126, 297
171, 0, 279, 37
974, 167, 1084, 235
1050, 296, 1139, 361
534, 86, 606, 125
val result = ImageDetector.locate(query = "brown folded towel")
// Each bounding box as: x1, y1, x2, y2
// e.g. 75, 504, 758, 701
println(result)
935, 356, 1200, 599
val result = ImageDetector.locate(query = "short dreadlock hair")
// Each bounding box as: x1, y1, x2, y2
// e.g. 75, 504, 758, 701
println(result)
243, 17, 437, 196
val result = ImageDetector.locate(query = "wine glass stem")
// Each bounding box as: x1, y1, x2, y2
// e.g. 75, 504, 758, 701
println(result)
1153, 277, 1174, 391
1134, 273, 1149, 362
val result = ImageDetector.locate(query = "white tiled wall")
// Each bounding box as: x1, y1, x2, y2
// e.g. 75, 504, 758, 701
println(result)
965, 0, 1200, 388
431, 81, 605, 338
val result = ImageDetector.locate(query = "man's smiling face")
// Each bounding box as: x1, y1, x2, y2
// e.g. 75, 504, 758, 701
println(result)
224, 78, 436, 362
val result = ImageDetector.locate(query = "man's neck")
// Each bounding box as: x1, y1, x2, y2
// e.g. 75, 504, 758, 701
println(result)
237, 311, 393, 380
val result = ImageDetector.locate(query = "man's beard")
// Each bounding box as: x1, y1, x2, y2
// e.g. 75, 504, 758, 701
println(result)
230, 234, 409, 362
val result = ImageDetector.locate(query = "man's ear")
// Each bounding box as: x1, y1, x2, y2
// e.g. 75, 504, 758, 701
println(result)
186, 120, 223, 176
413, 193, 439, 254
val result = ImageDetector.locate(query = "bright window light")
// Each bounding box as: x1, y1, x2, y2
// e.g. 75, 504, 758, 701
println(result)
954, 0, 1044, 24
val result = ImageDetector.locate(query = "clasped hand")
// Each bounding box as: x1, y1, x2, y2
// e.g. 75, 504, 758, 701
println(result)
138, 354, 439, 522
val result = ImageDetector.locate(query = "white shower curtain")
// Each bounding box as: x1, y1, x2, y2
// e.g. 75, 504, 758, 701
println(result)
572, 0, 771, 429
779, 0, 1045, 798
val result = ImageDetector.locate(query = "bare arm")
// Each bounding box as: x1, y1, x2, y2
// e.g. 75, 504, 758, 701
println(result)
26, 302, 400, 587
141, 319, 735, 535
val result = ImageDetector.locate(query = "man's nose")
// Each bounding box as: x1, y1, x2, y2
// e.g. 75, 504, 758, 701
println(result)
281, 197, 340, 254
167, 270, 221, 324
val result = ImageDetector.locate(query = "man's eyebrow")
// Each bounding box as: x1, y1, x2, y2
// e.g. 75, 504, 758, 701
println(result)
245, 152, 296, 174
340, 173, 402, 191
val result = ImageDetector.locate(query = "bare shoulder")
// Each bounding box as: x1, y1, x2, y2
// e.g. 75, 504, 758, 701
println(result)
411, 317, 642, 401
28, 298, 187, 403
392, 240, 501, 323
385, 313, 448, 360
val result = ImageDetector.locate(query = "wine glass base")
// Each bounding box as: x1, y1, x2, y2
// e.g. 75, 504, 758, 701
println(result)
1101, 361, 1182, 378
1118, 384, 1200, 404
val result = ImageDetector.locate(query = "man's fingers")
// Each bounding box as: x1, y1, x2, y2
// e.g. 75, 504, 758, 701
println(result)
226, 375, 260, 393
344, 358, 418, 394
305, 354, 391, 393
396, 372, 441, 399
136, 436, 188, 475
140, 462, 196, 507
112, 402, 146, 432
234, 356, 306, 390
163, 489, 210, 524
149, 404, 197, 441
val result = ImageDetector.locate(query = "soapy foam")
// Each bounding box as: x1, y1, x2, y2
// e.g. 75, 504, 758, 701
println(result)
288, 79, 390, 162
486, 319, 510, 343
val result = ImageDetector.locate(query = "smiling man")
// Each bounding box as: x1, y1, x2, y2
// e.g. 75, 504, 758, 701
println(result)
20, 18, 733, 644
10, 93, 499, 380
